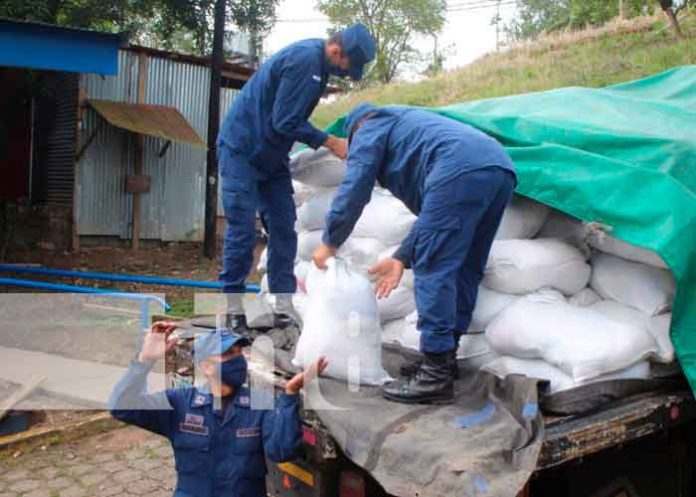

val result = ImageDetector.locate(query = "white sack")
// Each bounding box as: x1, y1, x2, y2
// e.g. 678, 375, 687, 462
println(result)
354, 191, 417, 246
398, 311, 421, 351
296, 189, 335, 231
297, 231, 386, 272
377, 285, 416, 323
381, 318, 406, 345
257, 246, 268, 273
290, 148, 346, 187
482, 357, 650, 394
484, 238, 591, 295
590, 300, 674, 363
588, 231, 667, 269
292, 180, 318, 207
468, 286, 520, 333
589, 252, 675, 315
495, 195, 550, 240
485, 293, 657, 381
293, 259, 390, 385
569, 287, 602, 307
537, 209, 590, 256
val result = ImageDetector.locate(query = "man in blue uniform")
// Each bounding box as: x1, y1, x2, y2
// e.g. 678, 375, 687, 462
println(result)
109, 321, 327, 496
217, 24, 376, 334
312, 104, 516, 404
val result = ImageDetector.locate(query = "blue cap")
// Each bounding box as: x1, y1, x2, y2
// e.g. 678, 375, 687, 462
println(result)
193, 329, 250, 362
340, 23, 376, 81
344, 102, 379, 139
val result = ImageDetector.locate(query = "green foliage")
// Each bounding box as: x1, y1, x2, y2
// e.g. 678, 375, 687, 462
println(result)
505, 0, 656, 41
317, 0, 447, 83
0, 0, 279, 55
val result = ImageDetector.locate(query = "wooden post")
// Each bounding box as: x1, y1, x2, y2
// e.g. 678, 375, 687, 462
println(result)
203, 0, 226, 259
132, 53, 148, 249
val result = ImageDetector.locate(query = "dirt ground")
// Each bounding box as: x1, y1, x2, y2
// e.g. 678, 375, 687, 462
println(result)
2, 242, 264, 317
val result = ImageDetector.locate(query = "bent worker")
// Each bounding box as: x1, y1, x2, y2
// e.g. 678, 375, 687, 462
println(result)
312, 104, 516, 404
217, 24, 376, 335
108, 321, 327, 496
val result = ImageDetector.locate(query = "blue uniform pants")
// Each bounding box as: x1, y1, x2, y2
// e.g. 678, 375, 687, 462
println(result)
413, 167, 515, 354
219, 144, 297, 295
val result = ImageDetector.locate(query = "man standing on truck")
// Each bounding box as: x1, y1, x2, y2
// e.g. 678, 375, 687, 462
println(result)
217, 24, 376, 335
312, 104, 516, 404
109, 321, 327, 496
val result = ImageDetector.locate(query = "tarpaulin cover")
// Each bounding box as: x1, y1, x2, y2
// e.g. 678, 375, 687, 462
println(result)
323, 66, 696, 394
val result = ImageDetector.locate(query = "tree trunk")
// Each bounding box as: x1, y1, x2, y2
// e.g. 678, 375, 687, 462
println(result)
661, 6, 684, 38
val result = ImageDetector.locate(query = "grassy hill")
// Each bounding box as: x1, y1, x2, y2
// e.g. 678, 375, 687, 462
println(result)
312, 13, 696, 128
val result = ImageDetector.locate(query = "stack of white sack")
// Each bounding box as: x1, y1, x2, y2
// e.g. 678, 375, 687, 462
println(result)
267, 148, 677, 393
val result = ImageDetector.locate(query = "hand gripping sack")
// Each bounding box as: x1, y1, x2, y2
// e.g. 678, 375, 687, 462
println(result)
293, 258, 391, 386
484, 238, 591, 295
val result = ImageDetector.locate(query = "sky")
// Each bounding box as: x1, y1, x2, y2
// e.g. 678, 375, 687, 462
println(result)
264, 0, 519, 77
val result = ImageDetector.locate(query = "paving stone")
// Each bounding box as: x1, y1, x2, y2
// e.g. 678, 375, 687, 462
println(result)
60, 485, 87, 497
92, 453, 116, 463
101, 460, 128, 474
96, 483, 125, 496
23, 489, 52, 497
112, 468, 143, 483
68, 464, 94, 477
40, 466, 61, 479
80, 471, 108, 486
8, 478, 40, 492
47, 476, 75, 490
130, 458, 161, 472
124, 478, 159, 494
3, 468, 30, 481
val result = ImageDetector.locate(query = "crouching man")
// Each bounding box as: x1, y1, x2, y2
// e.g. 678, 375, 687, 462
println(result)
108, 321, 327, 497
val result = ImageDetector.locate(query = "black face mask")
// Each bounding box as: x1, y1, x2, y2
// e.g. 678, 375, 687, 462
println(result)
218, 354, 247, 389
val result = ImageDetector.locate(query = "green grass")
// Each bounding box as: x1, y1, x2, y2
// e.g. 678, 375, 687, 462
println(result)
167, 297, 195, 318
312, 14, 696, 128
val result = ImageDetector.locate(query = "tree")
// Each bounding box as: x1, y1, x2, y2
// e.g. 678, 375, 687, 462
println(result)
317, 0, 447, 83
505, 0, 657, 41
0, 0, 279, 56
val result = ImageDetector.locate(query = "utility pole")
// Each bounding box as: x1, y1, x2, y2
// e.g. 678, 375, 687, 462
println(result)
495, 0, 501, 51
204, 0, 226, 259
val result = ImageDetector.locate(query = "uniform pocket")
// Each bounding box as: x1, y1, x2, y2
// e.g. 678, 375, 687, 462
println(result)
172, 434, 210, 474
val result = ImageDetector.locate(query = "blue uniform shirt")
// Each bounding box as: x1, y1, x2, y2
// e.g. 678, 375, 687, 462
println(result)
218, 39, 330, 174
108, 361, 301, 497
322, 106, 516, 263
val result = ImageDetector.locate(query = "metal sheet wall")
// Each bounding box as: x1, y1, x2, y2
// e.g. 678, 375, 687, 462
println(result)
79, 50, 239, 241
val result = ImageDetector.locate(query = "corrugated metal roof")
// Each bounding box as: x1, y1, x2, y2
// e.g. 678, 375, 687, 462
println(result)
89, 99, 206, 148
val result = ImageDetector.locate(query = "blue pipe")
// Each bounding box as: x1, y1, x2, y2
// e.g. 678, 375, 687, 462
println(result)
0, 276, 170, 312
0, 265, 261, 293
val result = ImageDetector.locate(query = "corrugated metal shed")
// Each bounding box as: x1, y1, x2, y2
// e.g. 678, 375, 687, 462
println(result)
79, 50, 240, 241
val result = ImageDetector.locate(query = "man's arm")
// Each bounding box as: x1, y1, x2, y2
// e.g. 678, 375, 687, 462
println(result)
392, 227, 416, 269
107, 322, 179, 438
261, 358, 328, 462
321, 118, 389, 249
269, 58, 328, 150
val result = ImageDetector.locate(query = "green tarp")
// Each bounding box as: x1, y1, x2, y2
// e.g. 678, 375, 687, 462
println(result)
323, 66, 696, 393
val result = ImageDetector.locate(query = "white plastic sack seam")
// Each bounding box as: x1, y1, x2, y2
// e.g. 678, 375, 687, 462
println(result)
484, 238, 591, 295
537, 209, 591, 256
290, 147, 346, 187
485, 293, 657, 382
296, 189, 335, 232
590, 300, 674, 363
494, 194, 550, 240
293, 258, 391, 386
482, 356, 650, 394
590, 252, 675, 315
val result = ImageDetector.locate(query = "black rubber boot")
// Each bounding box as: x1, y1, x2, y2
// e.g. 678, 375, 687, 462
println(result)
399, 349, 460, 380
382, 352, 455, 404
273, 313, 301, 330
225, 314, 251, 336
